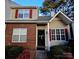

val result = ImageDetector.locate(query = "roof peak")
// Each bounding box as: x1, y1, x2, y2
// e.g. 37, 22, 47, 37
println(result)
49, 11, 73, 24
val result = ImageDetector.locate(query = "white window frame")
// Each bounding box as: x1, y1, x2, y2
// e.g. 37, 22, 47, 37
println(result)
18, 9, 29, 19
60, 29, 66, 40
51, 29, 55, 40
12, 28, 27, 43
51, 29, 66, 40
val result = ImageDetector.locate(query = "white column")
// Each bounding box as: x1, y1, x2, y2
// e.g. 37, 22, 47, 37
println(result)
47, 23, 50, 51
67, 25, 71, 40
36, 26, 37, 48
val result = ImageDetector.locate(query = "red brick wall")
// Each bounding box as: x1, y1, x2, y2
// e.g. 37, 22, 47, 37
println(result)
5, 23, 36, 50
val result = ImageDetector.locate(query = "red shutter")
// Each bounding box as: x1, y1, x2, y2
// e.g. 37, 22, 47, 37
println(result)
49, 29, 51, 41
65, 28, 68, 32
65, 28, 68, 41
15, 9, 18, 18
29, 9, 32, 18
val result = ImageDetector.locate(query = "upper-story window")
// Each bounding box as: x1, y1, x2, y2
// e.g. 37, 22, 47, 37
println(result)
15, 9, 32, 19
18, 9, 29, 18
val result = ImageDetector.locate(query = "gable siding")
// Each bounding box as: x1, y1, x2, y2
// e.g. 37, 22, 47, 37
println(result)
10, 9, 16, 19
49, 17, 67, 29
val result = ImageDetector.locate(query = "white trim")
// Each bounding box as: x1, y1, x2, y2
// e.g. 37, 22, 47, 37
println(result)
50, 27, 66, 29
12, 41, 26, 43
5, 20, 48, 23
50, 28, 66, 41
17, 9, 30, 19
36, 28, 46, 48
60, 11, 73, 22
67, 25, 71, 40
49, 11, 60, 22
36, 26, 37, 48
49, 11, 73, 23
47, 23, 50, 51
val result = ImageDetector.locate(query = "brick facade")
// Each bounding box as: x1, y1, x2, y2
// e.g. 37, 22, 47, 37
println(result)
5, 23, 36, 50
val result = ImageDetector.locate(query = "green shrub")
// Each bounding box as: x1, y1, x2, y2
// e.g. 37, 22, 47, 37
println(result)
5, 45, 24, 59
46, 45, 73, 59
67, 40, 74, 56
50, 46, 64, 55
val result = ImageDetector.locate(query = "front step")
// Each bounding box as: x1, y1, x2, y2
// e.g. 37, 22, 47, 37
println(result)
37, 46, 45, 50
36, 50, 47, 59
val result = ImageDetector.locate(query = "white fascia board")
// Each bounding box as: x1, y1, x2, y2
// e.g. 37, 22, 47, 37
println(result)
49, 11, 73, 23
5, 20, 48, 23
60, 11, 73, 23
49, 11, 60, 22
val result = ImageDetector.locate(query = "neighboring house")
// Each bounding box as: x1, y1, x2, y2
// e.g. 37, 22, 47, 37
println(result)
5, 0, 20, 20
5, 6, 73, 51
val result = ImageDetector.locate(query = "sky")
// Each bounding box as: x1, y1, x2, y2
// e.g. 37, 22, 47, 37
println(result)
12, 0, 44, 7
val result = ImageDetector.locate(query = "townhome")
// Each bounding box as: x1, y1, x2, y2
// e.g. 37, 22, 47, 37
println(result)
5, 6, 73, 50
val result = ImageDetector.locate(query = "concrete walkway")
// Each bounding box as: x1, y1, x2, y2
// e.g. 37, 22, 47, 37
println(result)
36, 50, 47, 59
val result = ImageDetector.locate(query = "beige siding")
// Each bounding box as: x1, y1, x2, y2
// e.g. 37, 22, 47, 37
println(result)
10, 9, 38, 20
49, 17, 67, 29
10, 9, 16, 19
32, 9, 38, 20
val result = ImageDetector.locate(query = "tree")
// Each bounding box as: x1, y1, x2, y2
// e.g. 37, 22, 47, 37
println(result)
40, 0, 74, 20
43, 0, 65, 8
40, 7, 50, 15
40, 0, 65, 15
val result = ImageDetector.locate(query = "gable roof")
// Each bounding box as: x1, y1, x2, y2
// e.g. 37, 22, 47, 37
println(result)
49, 11, 73, 24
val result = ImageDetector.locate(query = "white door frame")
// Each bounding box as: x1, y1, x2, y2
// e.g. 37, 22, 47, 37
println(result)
36, 28, 46, 49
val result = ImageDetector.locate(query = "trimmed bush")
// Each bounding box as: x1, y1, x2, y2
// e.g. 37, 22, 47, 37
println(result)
47, 45, 73, 59
5, 45, 24, 59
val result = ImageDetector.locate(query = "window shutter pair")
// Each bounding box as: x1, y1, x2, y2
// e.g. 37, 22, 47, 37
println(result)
49, 28, 69, 41
15, 9, 32, 18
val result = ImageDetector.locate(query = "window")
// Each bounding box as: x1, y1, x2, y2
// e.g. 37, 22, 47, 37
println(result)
61, 29, 65, 40
12, 28, 27, 42
50, 29, 66, 40
51, 29, 55, 40
18, 9, 29, 19
56, 29, 60, 40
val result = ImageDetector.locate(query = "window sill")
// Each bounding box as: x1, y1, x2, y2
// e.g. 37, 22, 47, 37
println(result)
50, 40, 67, 41
15, 18, 31, 20
12, 41, 27, 43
